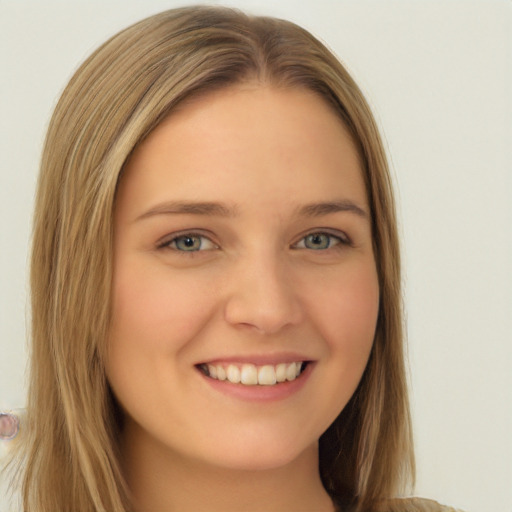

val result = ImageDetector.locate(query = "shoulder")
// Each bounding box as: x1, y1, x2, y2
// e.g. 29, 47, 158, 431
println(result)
373, 497, 465, 512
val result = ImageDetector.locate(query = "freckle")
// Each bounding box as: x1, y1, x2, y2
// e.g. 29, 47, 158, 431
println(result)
0, 413, 20, 440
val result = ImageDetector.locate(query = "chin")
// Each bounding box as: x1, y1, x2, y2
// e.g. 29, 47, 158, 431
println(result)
198, 432, 318, 472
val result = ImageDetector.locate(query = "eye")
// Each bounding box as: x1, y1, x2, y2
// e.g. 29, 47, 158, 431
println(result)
159, 233, 217, 252
294, 232, 346, 250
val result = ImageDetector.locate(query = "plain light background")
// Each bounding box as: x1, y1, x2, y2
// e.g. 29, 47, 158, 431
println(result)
1, 1, 511, 511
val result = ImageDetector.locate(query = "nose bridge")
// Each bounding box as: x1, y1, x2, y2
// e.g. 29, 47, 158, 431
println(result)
223, 245, 303, 334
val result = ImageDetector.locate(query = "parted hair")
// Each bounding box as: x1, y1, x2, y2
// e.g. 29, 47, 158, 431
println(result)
13, 6, 414, 511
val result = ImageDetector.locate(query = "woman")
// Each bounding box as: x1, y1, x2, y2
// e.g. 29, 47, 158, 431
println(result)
7, 6, 461, 512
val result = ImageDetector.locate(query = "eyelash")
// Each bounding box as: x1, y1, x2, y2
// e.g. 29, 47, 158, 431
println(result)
293, 232, 350, 251
157, 230, 351, 254
157, 232, 218, 252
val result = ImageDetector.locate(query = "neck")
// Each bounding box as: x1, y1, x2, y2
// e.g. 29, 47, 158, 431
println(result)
121, 424, 335, 512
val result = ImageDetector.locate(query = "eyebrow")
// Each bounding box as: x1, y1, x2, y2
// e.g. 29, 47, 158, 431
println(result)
135, 199, 368, 222
135, 201, 238, 221
297, 200, 369, 219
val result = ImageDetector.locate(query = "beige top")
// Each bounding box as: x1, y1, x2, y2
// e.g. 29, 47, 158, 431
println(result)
374, 497, 464, 512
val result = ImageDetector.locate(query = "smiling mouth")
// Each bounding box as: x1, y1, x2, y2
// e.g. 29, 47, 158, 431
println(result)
197, 361, 310, 386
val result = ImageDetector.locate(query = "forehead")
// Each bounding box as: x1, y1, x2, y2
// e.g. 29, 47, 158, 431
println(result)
118, 84, 367, 217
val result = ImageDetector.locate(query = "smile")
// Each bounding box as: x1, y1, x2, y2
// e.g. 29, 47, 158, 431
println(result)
198, 361, 309, 386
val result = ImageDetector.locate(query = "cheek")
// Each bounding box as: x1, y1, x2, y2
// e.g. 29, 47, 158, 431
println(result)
288, 261, 379, 437
109, 260, 216, 351
105, 260, 222, 429
303, 261, 379, 406
105, 260, 220, 402
310, 263, 379, 353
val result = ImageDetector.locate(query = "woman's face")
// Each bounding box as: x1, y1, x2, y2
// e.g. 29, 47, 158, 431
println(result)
107, 84, 379, 471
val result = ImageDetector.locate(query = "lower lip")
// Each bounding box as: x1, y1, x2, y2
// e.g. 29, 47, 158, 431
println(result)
197, 363, 314, 403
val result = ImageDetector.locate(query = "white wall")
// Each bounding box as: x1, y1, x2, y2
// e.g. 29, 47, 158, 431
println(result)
1, 1, 510, 511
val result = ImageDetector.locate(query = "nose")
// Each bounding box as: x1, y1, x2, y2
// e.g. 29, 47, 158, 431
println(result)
223, 253, 303, 335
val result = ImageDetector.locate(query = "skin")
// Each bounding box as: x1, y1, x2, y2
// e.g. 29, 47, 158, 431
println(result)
106, 84, 380, 512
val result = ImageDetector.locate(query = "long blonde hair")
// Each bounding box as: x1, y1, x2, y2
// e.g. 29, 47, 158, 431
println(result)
15, 6, 413, 511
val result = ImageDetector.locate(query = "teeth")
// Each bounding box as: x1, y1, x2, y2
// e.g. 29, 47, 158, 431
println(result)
207, 364, 217, 379
258, 365, 277, 386
201, 361, 306, 386
240, 364, 258, 385
217, 366, 227, 381
226, 364, 241, 383
276, 363, 287, 383
285, 363, 297, 381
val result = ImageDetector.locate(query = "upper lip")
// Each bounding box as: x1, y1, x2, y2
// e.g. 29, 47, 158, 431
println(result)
196, 353, 314, 366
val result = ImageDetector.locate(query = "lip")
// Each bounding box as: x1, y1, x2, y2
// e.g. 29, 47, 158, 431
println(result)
196, 352, 313, 366
196, 360, 315, 403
